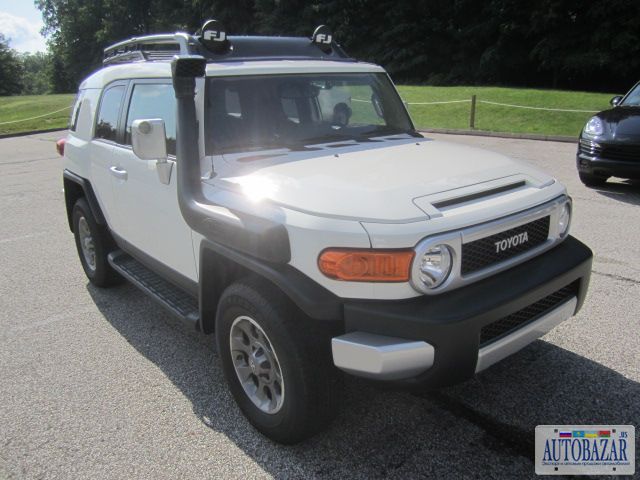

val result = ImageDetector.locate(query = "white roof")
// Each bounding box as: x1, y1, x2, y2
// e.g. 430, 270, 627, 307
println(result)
80, 60, 385, 89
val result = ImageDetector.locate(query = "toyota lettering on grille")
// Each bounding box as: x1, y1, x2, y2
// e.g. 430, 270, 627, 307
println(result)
461, 216, 550, 276
494, 231, 529, 253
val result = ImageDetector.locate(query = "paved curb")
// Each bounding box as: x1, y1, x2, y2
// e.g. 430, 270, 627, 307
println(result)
0, 128, 67, 140
419, 128, 577, 144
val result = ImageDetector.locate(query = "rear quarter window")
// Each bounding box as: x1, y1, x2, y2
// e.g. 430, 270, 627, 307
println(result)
95, 85, 126, 141
69, 91, 85, 132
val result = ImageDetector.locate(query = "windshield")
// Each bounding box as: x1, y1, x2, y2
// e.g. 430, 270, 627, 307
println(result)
621, 82, 640, 106
204, 73, 415, 154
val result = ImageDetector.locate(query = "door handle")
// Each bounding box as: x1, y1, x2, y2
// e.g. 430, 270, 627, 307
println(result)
110, 166, 128, 181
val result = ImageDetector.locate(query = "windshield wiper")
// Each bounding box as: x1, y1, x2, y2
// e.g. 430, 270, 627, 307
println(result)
356, 127, 416, 139
299, 133, 355, 146
300, 129, 405, 146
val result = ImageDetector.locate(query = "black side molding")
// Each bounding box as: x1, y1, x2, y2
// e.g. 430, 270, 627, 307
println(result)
199, 239, 343, 324
63, 169, 106, 228
200, 211, 291, 264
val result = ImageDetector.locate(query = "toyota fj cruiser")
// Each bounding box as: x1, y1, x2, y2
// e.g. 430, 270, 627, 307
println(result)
61, 21, 593, 443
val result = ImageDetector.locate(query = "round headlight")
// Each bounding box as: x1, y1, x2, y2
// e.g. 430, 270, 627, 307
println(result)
415, 244, 453, 290
558, 201, 571, 237
584, 116, 604, 136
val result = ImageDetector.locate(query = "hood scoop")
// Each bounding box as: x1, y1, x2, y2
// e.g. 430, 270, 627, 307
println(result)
431, 180, 526, 209
414, 175, 549, 218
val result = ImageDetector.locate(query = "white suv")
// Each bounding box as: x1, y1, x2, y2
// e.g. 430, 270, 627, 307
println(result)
60, 21, 593, 443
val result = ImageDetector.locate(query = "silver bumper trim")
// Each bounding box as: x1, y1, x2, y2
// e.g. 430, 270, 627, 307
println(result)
331, 332, 435, 380
475, 297, 577, 373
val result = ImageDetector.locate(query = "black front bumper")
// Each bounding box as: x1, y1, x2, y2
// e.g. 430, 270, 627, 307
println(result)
342, 236, 593, 388
577, 152, 640, 179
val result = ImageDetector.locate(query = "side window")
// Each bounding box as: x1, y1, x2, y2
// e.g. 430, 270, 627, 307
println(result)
125, 83, 176, 155
623, 84, 640, 106
95, 85, 125, 141
69, 91, 84, 132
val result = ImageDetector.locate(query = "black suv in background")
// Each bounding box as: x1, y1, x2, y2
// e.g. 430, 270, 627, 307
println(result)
577, 80, 640, 187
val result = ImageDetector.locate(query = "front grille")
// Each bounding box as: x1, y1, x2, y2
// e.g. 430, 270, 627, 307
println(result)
579, 139, 603, 156
579, 139, 640, 162
461, 216, 550, 275
480, 281, 579, 346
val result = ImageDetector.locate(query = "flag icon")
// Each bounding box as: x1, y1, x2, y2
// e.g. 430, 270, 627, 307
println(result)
598, 430, 611, 438
585, 431, 598, 438
573, 431, 585, 438
559, 432, 572, 438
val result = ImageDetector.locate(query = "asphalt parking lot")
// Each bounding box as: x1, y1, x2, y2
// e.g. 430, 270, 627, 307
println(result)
1, 131, 638, 479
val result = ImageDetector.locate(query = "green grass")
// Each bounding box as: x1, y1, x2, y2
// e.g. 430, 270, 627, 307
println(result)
0, 94, 75, 135
396, 86, 616, 137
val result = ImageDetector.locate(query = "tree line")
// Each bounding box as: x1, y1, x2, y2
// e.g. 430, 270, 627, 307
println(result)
7, 0, 640, 95
0, 34, 53, 95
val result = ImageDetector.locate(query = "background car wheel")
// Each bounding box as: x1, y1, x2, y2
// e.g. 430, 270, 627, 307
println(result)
216, 278, 342, 444
579, 171, 608, 187
72, 198, 122, 287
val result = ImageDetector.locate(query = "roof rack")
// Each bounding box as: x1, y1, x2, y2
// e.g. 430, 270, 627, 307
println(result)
103, 33, 193, 65
103, 20, 352, 66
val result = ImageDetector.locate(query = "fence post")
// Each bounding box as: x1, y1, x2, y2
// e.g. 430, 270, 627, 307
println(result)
470, 95, 477, 129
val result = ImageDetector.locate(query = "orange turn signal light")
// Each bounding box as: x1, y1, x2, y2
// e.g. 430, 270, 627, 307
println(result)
318, 249, 415, 282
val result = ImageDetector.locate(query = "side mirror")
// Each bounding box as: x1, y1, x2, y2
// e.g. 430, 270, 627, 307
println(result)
610, 95, 623, 107
131, 119, 172, 185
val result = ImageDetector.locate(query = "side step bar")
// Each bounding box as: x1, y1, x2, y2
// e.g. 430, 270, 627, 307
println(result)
108, 251, 200, 330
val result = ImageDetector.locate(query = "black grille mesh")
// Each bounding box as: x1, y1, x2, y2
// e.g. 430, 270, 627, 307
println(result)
579, 139, 640, 162
461, 216, 550, 275
479, 281, 579, 346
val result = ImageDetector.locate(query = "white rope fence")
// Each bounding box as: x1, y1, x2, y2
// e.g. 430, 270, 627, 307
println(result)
401, 98, 599, 112
392, 95, 602, 128
477, 100, 598, 113
406, 99, 470, 105
354, 96, 599, 112
354, 98, 471, 105
0, 105, 72, 126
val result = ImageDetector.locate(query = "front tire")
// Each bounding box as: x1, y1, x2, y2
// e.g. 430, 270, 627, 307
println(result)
216, 278, 342, 443
72, 198, 122, 287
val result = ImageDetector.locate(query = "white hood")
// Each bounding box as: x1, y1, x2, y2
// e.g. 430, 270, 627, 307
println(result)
213, 138, 554, 223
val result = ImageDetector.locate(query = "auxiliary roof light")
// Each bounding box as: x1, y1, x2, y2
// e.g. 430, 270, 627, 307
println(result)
199, 19, 230, 54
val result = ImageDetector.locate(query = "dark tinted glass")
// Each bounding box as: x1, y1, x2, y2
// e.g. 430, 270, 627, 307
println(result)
125, 83, 176, 155
95, 85, 125, 141
69, 91, 84, 132
622, 83, 640, 106
204, 73, 414, 154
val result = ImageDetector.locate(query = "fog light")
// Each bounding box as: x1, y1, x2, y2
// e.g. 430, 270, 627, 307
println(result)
415, 244, 453, 291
